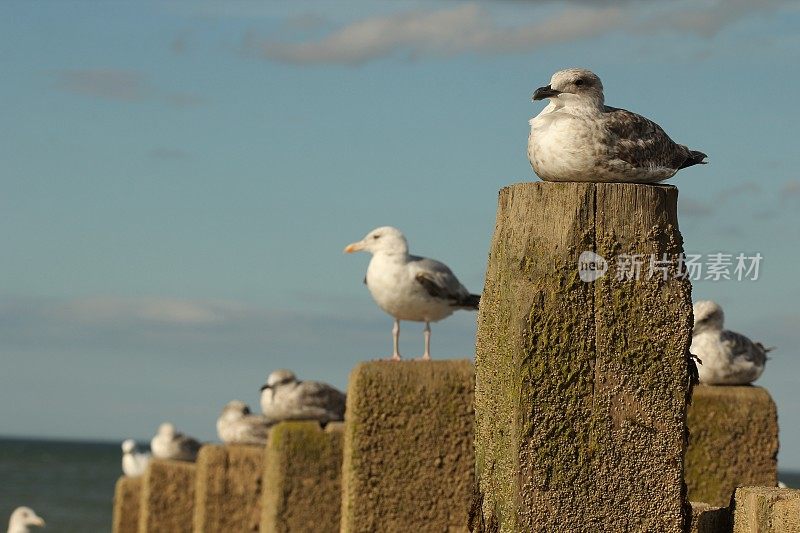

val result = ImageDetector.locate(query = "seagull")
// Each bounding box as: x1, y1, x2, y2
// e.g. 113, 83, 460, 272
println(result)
121, 439, 151, 477
528, 68, 707, 183
260, 369, 346, 425
691, 300, 770, 385
150, 422, 202, 462
7, 507, 45, 533
216, 400, 273, 445
344, 226, 479, 360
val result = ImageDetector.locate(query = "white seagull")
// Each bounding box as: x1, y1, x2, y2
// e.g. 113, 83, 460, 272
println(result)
344, 226, 479, 360
150, 422, 202, 462
216, 400, 273, 445
691, 300, 770, 385
121, 439, 151, 477
260, 369, 346, 425
528, 68, 706, 183
7, 507, 45, 533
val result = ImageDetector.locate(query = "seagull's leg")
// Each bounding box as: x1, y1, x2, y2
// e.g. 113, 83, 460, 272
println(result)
419, 321, 432, 361
389, 319, 402, 361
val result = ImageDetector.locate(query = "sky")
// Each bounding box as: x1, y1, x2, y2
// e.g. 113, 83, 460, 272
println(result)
2, 0, 800, 467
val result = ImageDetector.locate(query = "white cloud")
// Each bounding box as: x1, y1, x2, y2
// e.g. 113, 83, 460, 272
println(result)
55, 69, 147, 101
640, 0, 789, 38
680, 198, 714, 218
53, 69, 204, 106
0, 295, 387, 356
48, 296, 244, 325
259, 4, 625, 65
781, 180, 800, 197
253, 0, 792, 65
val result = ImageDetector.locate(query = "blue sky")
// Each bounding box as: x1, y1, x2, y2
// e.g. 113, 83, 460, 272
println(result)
2, 0, 800, 467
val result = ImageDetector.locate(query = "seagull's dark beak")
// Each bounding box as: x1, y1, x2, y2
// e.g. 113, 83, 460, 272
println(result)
260, 384, 272, 392
532, 85, 561, 101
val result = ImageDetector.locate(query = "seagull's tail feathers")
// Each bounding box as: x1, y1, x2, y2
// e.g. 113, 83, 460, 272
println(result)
757, 342, 776, 359
458, 293, 480, 310
679, 150, 708, 169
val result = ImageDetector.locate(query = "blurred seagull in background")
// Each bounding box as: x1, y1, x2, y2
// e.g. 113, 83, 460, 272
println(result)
7, 507, 45, 533
216, 400, 273, 445
691, 300, 770, 385
150, 422, 201, 462
344, 226, 479, 360
260, 369, 346, 425
528, 68, 706, 183
121, 439, 151, 477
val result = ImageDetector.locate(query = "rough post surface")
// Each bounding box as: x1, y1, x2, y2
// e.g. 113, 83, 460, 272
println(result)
139, 459, 196, 533
341, 360, 474, 533
684, 385, 778, 506
689, 502, 732, 533
474, 182, 693, 532
113, 476, 142, 533
686, 386, 779, 507
261, 421, 343, 533
733, 486, 800, 533
193, 444, 265, 533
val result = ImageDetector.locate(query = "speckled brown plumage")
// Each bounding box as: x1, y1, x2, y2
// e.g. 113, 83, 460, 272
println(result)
528, 68, 706, 183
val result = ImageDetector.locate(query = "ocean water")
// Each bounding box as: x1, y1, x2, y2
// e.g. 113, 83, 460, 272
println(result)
1, 437, 799, 531
0, 438, 121, 532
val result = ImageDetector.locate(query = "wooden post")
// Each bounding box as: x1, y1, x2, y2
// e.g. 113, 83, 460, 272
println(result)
113, 476, 142, 533
193, 444, 265, 533
473, 183, 693, 532
686, 386, 778, 507
341, 360, 475, 533
733, 487, 800, 532
260, 421, 344, 533
138, 459, 196, 533
689, 502, 731, 533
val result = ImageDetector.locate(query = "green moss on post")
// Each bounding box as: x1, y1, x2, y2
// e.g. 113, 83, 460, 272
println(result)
341, 360, 475, 533
139, 459, 196, 533
474, 183, 692, 532
113, 476, 141, 533
193, 444, 265, 533
686, 386, 778, 507
260, 421, 343, 533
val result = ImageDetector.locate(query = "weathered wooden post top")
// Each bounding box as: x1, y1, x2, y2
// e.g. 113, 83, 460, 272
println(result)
473, 182, 694, 532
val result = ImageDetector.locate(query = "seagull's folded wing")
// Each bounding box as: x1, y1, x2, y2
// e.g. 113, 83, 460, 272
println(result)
411, 257, 471, 306
299, 381, 346, 409
603, 106, 693, 170
720, 330, 768, 364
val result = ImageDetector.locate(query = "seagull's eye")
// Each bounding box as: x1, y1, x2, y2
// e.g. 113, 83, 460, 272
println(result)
372, 234, 380, 240
575, 79, 585, 87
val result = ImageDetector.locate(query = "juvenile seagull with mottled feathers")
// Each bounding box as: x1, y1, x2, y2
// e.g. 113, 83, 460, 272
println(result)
528, 68, 706, 183
216, 400, 274, 445
691, 300, 770, 385
150, 422, 201, 462
344, 226, 479, 360
259, 370, 346, 424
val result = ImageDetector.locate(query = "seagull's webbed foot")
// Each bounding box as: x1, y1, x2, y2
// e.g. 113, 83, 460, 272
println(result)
385, 354, 402, 362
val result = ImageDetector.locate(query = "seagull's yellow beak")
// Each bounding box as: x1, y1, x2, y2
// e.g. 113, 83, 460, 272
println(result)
344, 241, 363, 254
32, 516, 45, 527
